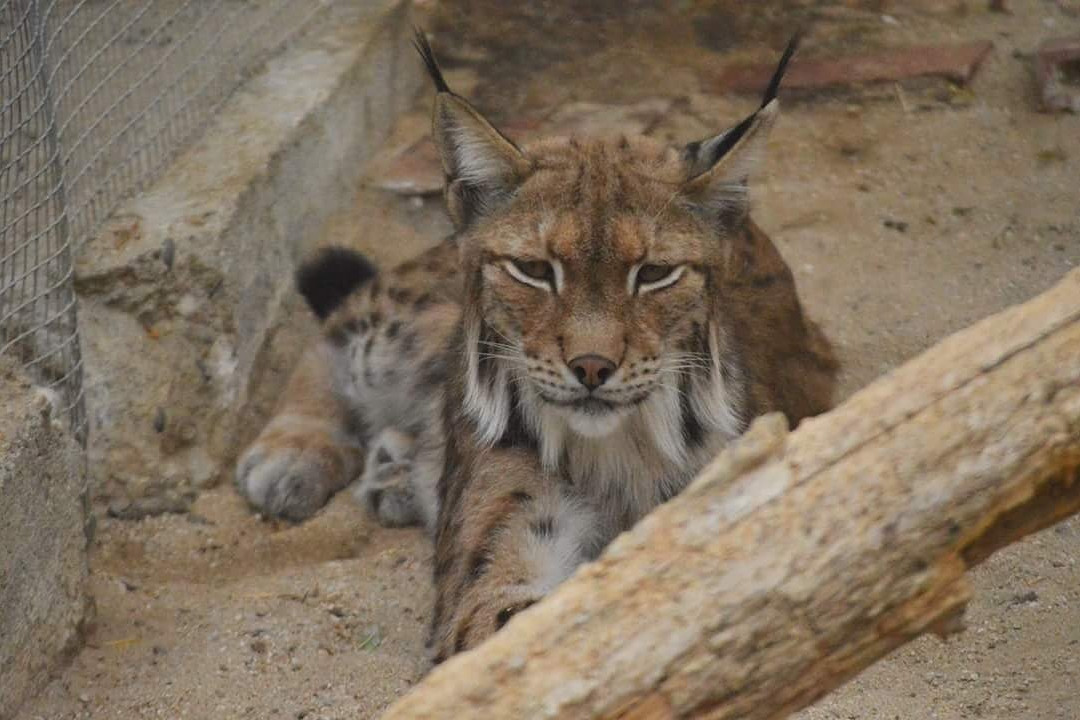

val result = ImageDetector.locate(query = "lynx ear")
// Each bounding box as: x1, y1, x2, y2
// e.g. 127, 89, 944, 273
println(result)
681, 32, 800, 223
414, 30, 530, 229
680, 101, 778, 222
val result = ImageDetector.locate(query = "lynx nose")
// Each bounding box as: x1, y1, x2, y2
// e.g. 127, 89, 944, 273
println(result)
568, 354, 616, 391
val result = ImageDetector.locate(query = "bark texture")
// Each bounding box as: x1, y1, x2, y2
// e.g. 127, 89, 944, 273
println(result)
381, 268, 1080, 720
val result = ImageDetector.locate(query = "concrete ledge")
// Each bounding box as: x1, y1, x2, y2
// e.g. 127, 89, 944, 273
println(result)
74, 0, 422, 501
0, 358, 89, 720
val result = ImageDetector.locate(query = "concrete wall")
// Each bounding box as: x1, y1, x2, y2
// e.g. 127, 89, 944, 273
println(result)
73, 0, 423, 505
0, 359, 89, 718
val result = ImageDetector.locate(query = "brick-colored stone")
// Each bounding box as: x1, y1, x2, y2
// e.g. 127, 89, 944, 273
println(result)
717, 41, 994, 94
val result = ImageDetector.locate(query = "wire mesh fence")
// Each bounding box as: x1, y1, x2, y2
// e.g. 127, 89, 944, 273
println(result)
1, 0, 328, 445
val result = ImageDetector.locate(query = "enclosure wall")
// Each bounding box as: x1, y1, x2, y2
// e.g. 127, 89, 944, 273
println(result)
1, 0, 327, 439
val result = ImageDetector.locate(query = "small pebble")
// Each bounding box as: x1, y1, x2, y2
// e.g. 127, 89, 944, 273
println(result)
1010, 589, 1039, 605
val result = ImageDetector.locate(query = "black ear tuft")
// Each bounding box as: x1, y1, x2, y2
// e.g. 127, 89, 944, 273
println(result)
296, 247, 377, 320
412, 28, 451, 94
685, 30, 802, 175
760, 30, 802, 109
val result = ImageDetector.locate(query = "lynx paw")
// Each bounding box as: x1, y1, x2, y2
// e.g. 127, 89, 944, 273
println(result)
236, 444, 336, 521
354, 429, 422, 527
433, 587, 542, 661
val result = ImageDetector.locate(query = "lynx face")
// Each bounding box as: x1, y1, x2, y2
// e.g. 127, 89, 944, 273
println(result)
467, 138, 724, 443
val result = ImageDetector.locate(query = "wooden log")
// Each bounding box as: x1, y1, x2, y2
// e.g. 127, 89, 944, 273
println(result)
381, 268, 1080, 720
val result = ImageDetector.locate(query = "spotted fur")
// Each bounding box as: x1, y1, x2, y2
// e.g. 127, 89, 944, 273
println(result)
236, 30, 837, 662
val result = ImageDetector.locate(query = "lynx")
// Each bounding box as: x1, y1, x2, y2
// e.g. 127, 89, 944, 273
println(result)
236, 31, 837, 661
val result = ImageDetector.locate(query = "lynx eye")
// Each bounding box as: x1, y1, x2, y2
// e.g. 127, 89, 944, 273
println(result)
633, 264, 685, 294
638, 264, 673, 283
504, 259, 557, 291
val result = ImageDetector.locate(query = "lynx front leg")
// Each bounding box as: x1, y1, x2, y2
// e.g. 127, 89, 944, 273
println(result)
355, 427, 444, 532
236, 343, 363, 521
430, 449, 605, 660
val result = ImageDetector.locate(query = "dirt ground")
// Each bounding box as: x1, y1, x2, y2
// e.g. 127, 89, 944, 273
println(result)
19, 1, 1080, 718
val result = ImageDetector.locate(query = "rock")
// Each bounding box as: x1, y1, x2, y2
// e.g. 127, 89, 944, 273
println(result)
1034, 36, 1080, 113
107, 492, 194, 520
1009, 589, 1039, 605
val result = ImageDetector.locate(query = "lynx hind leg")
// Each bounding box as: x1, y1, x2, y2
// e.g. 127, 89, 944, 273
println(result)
236, 344, 363, 521
356, 427, 442, 531
433, 453, 604, 659
238, 246, 378, 520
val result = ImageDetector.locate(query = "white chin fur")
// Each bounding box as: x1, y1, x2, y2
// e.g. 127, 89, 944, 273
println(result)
563, 406, 629, 438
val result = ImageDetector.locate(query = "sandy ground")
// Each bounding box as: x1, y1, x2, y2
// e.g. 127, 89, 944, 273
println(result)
19, 1, 1080, 718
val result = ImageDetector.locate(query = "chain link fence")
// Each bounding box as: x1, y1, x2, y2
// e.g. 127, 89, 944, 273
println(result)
1, 0, 329, 445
